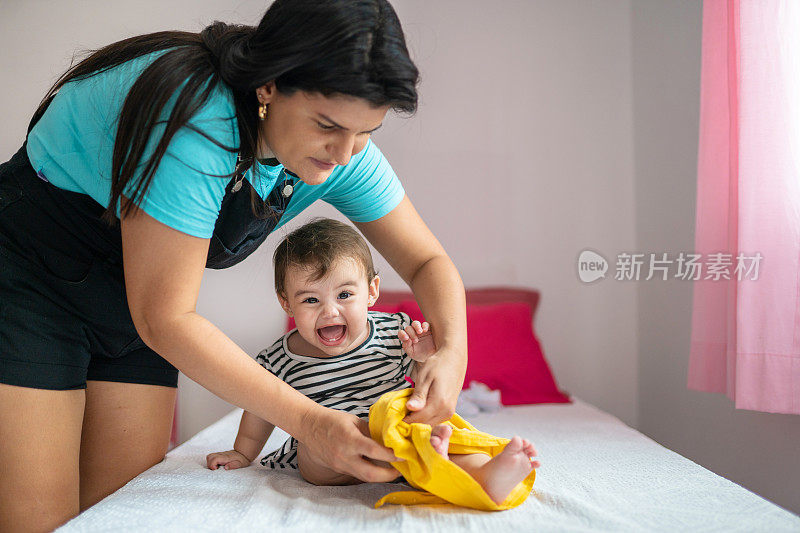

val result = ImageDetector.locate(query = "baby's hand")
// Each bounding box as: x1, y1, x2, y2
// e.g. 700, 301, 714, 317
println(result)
399, 321, 436, 362
206, 449, 252, 470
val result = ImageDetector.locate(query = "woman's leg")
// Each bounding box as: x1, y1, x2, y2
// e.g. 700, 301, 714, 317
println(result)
79, 381, 176, 510
0, 383, 86, 532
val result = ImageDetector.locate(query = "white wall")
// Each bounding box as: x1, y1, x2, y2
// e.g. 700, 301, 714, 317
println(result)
631, 0, 800, 516
0, 0, 640, 440
185, 0, 642, 439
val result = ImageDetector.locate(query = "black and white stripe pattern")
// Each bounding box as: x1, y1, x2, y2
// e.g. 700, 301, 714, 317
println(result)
257, 311, 415, 469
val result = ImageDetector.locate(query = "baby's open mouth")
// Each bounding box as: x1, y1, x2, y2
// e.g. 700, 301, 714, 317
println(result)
317, 325, 346, 345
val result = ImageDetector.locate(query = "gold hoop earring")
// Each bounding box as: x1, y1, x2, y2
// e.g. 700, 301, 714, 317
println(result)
258, 103, 268, 120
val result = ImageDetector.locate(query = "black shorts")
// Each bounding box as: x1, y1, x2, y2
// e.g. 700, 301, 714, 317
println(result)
0, 145, 178, 390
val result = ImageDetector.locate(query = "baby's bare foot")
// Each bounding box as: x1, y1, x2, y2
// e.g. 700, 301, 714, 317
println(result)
476, 436, 540, 504
429, 424, 452, 459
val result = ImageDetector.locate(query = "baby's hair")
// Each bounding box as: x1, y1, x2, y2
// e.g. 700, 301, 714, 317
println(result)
273, 218, 377, 298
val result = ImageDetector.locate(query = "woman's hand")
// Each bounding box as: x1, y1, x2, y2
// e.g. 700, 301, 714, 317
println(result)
403, 345, 465, 425
300, 407, 401, 483
207, 449, 252, 470
354, 197, 468, 427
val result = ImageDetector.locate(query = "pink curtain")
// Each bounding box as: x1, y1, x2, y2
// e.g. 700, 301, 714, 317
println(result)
688, 0, 800, 414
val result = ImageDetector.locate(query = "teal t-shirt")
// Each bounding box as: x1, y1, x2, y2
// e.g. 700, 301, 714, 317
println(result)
26, 51, 405, 238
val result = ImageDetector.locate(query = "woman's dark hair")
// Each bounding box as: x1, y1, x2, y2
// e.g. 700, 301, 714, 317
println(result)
31, 0, 419, 223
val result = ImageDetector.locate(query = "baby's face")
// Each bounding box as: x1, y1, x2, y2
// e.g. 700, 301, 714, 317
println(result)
279, 258, 379, 357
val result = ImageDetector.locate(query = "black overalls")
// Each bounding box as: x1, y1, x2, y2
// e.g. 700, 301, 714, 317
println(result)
0, 111, 296, 390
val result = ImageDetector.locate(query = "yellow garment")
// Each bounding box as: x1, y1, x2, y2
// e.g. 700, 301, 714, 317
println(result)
368, 388, 536, 511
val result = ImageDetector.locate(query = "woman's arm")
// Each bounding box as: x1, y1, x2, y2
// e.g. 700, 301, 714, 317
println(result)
120, 205, 399, 482
355, 195, 468, 424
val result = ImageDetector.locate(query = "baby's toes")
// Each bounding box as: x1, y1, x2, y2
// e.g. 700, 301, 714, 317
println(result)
431, 424, 452, 443
429, 435, 448, 458
505, 435, 524, 454
522, 440, 538, 457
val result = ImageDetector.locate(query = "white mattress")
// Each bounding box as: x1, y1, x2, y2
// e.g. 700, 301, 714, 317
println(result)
59, 397, 800, 532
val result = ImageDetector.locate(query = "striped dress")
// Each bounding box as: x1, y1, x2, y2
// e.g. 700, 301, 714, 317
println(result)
256, 311, 415, 469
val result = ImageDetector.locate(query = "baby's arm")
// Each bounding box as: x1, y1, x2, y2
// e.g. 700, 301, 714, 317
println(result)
206, 411, 275, 470
399, 320, 437, 362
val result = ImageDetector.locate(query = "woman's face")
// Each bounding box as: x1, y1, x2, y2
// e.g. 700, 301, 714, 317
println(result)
256, 83, 390, 185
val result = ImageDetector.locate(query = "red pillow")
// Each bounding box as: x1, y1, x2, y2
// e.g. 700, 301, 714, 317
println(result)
398, 300, 570, 406
285, 302, 402, 332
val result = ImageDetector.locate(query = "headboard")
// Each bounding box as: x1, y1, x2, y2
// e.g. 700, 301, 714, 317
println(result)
378, 287, 540, 317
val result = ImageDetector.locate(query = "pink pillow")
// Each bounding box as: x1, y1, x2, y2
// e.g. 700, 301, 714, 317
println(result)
398, 300, 570, 406
285, 302, 402, 332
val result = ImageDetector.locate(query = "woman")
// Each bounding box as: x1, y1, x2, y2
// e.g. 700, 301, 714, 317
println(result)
0, 1, 467, 530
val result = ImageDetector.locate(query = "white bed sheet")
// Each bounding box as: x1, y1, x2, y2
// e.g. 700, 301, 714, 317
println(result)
59, 397, 800, 532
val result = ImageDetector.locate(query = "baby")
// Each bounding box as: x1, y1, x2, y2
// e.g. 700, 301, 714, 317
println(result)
206, 218, 539, 504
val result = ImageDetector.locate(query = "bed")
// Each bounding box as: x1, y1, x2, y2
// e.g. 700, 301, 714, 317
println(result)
58, 399, 799, 531
57, 288, 800, 531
